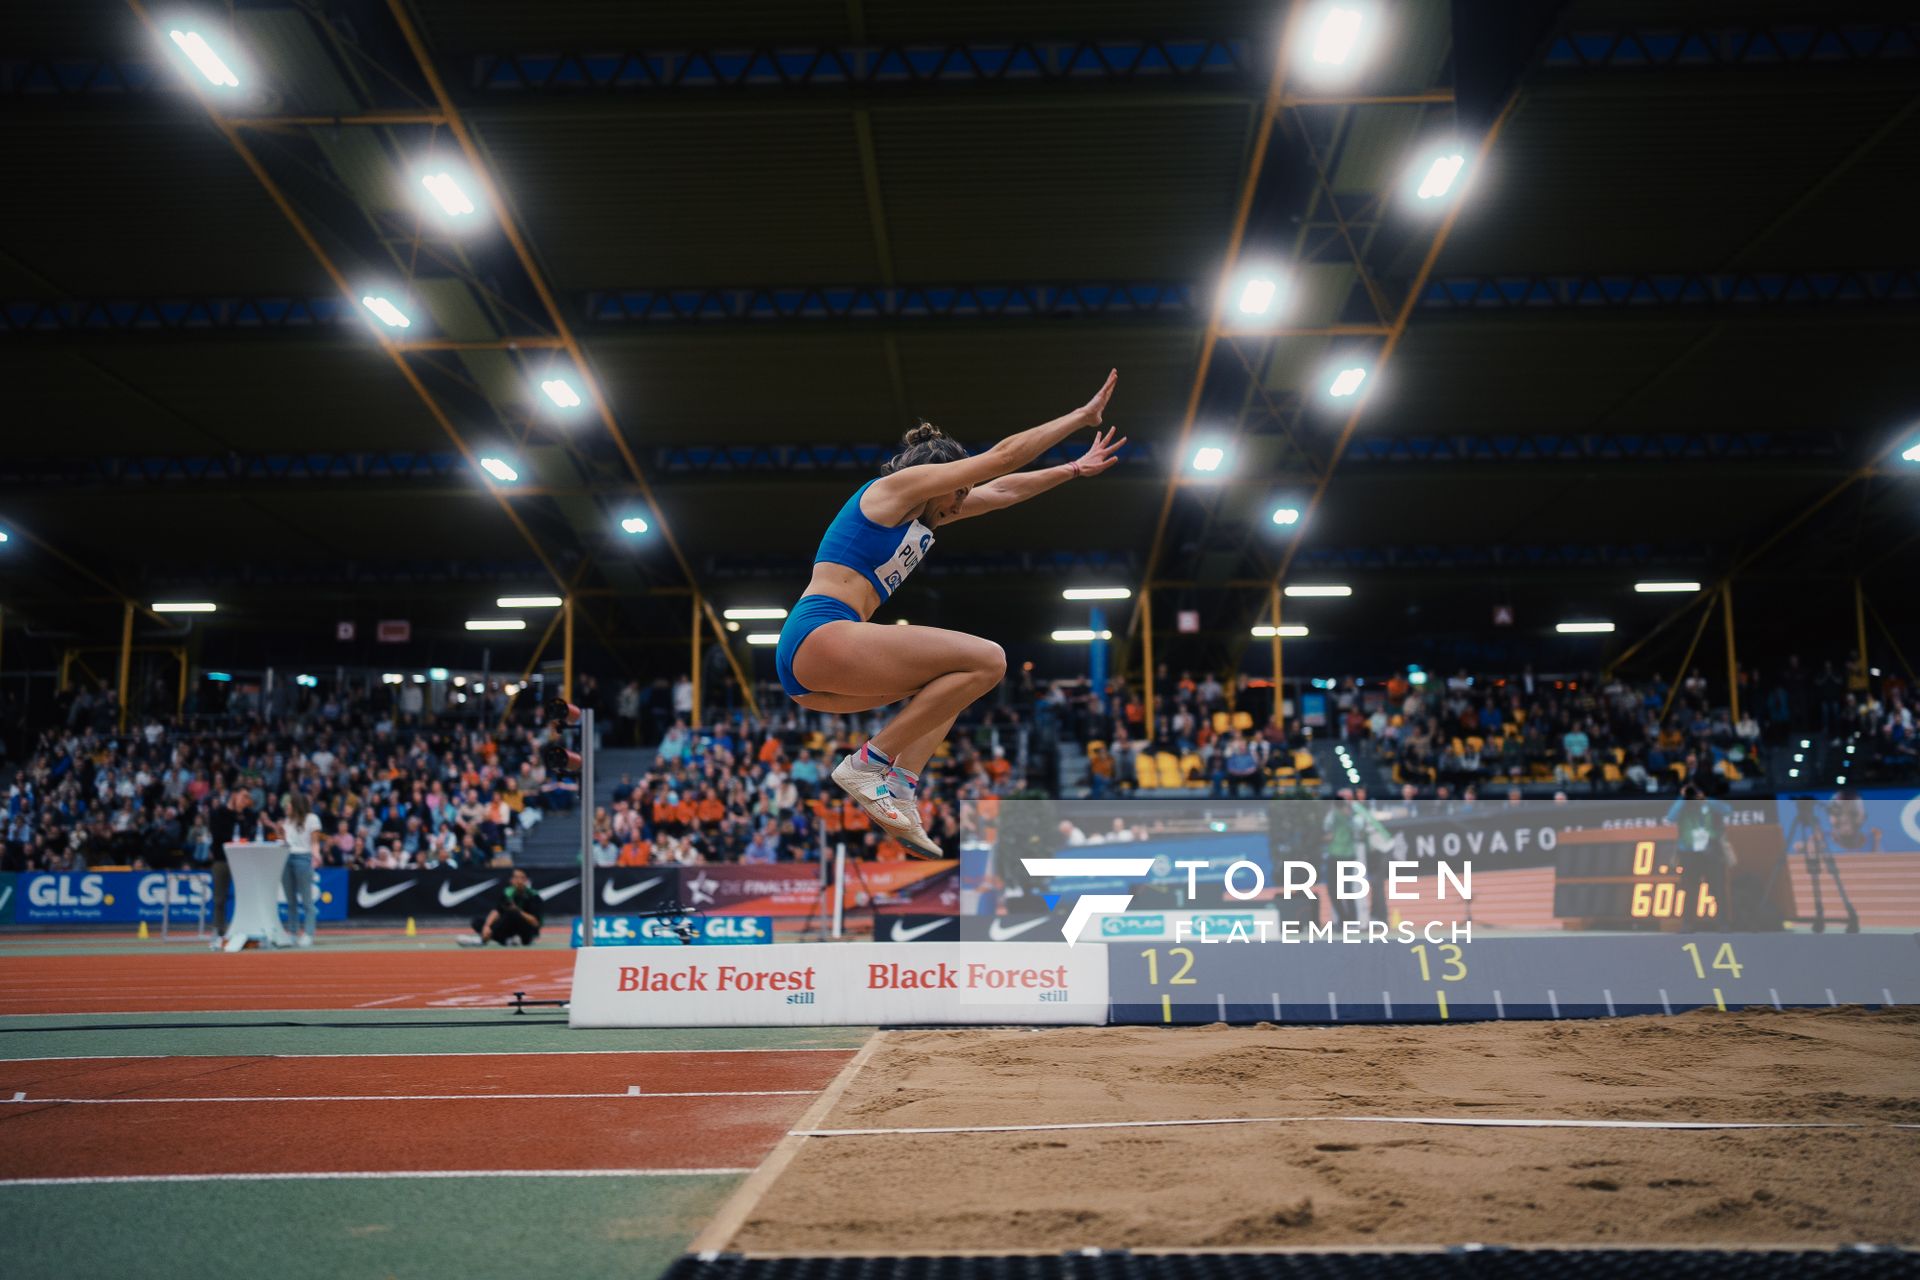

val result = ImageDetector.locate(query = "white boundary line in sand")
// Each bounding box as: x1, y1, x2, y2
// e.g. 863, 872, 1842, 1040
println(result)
3, 1089, 814, 1105
793, 1115, 1920, 1138
689, 1029, 888, 1254
0, 1168, 752, 1188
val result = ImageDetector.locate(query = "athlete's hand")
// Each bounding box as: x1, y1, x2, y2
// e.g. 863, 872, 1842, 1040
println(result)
1076, 368, 1117, 426
1074, 427, 1127, 477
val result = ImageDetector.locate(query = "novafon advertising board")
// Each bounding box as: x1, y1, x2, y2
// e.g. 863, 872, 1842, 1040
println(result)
569, 941, 1107, 1027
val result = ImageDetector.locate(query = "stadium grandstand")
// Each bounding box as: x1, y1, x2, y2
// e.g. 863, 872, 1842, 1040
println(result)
0, 1, 1916, 1278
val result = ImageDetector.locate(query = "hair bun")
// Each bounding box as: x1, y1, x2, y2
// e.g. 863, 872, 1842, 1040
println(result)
903, 421, 947, 447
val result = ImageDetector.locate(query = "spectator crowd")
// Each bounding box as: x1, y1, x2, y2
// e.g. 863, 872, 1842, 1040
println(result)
587, 700, 1037, 866
2, 686, 574, 874
4, 651, 1911, 875
1043, 653, 1915, 801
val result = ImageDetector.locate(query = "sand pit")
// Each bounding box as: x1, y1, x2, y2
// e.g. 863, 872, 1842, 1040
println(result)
730, 1008, 1920, 1252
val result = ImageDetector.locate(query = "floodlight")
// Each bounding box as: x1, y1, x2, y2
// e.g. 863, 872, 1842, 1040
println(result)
168, 29, 239, 87
1556, 622, 1615, 634
420, 171, 477, 217
465, 620, 526, 631
1284, 585, 1351, 598
1327, 366, 1367, 398
479, 457, 518, 483
1063, 588, 1132, 600
540, 378, 582, 409
360, 295, 411, 329
1310, 6, 1367, 66
1416, 153, 1467, 200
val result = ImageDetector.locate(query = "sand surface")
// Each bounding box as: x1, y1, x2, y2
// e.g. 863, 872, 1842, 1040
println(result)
733, 1008, 1920, 1251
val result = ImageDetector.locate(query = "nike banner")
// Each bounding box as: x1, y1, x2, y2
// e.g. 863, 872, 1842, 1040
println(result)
880, 914, 962, 943
346, 862, 953, 917
596, 868, 680, 915
348, 869, 597, 917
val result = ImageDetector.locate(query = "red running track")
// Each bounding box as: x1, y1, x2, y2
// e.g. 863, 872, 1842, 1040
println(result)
0, 1051, 852, 1180
0, 951, 576, 1015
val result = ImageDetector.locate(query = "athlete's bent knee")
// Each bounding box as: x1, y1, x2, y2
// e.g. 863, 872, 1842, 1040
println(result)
973, 641, 1007, 685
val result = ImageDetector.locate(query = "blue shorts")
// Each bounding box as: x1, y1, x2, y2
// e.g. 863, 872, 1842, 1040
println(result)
775, 595, 861, 698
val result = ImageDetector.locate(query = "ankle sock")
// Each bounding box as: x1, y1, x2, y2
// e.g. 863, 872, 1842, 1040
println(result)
889, 765, 920, 791
859, 741, 893, 769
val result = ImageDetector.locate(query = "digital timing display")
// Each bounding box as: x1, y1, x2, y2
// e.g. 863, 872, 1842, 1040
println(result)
1553, 837, 1719, 923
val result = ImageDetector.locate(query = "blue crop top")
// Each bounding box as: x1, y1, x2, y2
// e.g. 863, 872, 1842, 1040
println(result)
813, 480, 935, 603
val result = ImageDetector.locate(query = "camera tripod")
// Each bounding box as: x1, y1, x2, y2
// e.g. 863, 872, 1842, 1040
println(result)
1774, 801, 1860, 934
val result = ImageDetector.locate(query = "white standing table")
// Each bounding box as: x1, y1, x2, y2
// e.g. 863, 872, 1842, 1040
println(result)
222, 841, 290, 952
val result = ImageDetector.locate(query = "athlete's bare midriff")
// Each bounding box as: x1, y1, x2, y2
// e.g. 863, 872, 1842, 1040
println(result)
802, 563, 881, 621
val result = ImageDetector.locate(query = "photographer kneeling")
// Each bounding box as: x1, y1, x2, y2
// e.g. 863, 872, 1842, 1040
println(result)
464, 868, 543, 946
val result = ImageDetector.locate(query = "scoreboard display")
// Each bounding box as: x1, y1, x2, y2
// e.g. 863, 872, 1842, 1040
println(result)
1553, 828, 1718, 926
1551, 821, 1790, 930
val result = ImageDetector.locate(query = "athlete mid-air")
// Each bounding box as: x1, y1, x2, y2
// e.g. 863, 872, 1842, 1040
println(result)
774, 369, 1124, 855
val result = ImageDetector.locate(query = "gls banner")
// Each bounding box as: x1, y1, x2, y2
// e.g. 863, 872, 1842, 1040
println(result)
569, 914, 773, 947
14, 870, 348, 925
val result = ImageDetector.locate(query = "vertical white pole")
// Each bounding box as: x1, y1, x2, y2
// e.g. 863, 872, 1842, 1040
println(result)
580, 708, 596, 947
160, 870, 172, 942
832, 841, 846, 939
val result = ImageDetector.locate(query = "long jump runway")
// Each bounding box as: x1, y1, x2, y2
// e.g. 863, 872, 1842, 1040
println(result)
0, 945, 871, 1279
0, 1051, 851, 1183
0, 950, 575, 1013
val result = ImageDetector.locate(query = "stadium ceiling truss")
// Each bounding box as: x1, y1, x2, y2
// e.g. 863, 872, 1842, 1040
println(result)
0, 441, 1147, 490
6, 21, 1914, 102
2, 8, 1916, 664
7, 269, 1912, 339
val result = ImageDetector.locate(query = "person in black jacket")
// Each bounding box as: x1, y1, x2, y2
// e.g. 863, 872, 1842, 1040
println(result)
467, 868, 543, 946
206, 789, 261, 945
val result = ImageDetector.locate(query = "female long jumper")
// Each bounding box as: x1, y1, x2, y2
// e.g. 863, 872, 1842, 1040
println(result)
773, 369, 1124, 855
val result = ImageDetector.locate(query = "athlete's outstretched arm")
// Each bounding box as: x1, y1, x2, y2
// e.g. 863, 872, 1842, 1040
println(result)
946, 427, 1127, 521
866, 369, 1116, 520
